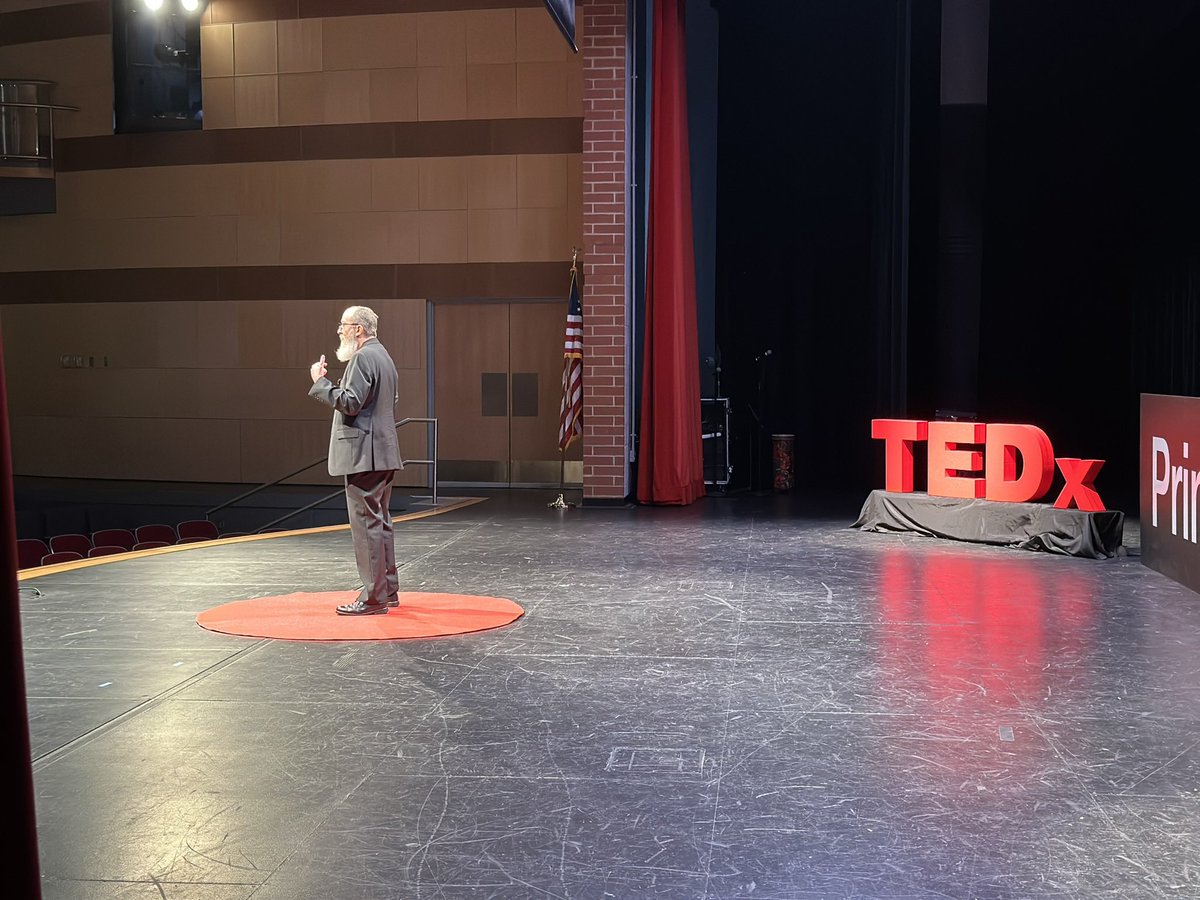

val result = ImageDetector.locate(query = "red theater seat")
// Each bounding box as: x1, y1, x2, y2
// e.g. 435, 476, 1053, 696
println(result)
133, 540, 170, 551
177, 519, 219, 542
135, 524, 177, 545
50, 534, 91, 556
91, 529, 135, 551
17, 539, 48, 569
41, 550, 83, 565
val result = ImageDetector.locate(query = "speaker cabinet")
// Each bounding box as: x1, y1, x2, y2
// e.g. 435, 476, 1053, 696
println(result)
701, 398, 731, 487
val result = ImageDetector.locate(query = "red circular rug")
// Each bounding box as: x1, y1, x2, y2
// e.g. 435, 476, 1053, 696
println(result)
196, 591, 524, 642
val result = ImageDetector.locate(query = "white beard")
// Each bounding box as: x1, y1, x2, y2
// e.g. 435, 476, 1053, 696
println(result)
335, 336, 357, 362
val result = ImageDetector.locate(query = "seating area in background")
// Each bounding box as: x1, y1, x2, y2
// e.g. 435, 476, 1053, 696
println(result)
17, 519, 226, 570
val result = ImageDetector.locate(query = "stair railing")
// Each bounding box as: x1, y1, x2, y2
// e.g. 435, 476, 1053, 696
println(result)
205, 417, 439, 533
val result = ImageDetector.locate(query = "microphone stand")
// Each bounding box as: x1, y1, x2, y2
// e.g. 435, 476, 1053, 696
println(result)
747, 349, 773, 493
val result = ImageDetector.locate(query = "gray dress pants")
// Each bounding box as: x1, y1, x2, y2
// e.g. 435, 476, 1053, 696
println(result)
344, 469, 398, 604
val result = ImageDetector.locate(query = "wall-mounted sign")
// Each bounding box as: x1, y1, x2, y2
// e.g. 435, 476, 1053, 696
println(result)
1141, 394, 1200, 595
871, 419, 1107, 511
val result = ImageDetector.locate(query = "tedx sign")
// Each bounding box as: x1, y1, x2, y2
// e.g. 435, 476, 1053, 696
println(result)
871, 419, 1107, 511
1141, 394, 1200, 595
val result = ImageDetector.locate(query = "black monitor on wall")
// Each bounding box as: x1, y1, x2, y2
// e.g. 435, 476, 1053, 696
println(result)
543, 0, 578, 53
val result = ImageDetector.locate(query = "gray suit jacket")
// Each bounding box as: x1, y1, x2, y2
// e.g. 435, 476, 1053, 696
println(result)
308, 338, 403, 476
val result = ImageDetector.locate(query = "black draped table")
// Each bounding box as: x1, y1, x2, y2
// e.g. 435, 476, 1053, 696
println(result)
853, 490, 1125, 559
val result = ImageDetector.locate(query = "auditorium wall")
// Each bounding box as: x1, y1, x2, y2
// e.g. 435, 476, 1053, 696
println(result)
0, 0, 584, 487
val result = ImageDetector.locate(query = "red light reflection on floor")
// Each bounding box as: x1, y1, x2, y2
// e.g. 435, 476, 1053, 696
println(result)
875, 548, 1096, 779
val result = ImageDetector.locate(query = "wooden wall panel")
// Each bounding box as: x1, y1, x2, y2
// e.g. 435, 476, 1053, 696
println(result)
279, 159, 373, 212
2, 301, 222, 370
277, 18, 321, 73
517, 153, 568, 208
466, 154, 517, 208
434, 302, 508, 463
239, 418, 338, 485
418, 210, 469, 263
322, 14, 417, 70
0, 214, 243, 272
514, 6, 572, 63
376, 299, 426, 370
466, 62, 517, 118
367, 68, 420, 123
201, 8, 580, 131
234, 20, 278, 75
196, 302, 242, 367
17, 154, 580, 273
9, 416, 244, 481
468, 208, 519, 262
0, 297, 430, 484
284, 300, 344, 368
416, 11, 466, 67
201, 22, 235, 77
466, 8, 514, 64
4, 368, 326, 421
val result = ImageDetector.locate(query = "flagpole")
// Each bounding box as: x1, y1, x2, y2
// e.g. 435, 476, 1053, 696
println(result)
549, 248, 581, 510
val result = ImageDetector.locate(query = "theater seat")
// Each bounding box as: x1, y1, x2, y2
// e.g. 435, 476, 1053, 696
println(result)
17, 538, 48, 569
50, 534, 91, 556
135, 524, 177, 545
133, 540, 170, 551
91, 529, 135, 551
41, 550, 83, 565
177, 519, 219, 542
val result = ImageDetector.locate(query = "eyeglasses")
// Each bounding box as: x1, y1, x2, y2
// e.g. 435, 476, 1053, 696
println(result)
337, 321, 361, 332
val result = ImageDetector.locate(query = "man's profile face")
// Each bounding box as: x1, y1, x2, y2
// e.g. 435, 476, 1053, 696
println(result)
335, 310, 361, 362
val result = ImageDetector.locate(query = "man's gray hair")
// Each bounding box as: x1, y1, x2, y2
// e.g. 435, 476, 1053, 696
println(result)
344, 306, 379, 336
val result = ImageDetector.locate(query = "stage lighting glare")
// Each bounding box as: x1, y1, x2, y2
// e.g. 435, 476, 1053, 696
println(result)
181, 0, 200, 10
142, 0, 164, 10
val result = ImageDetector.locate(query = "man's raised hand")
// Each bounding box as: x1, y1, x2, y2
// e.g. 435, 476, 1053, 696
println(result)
310, 354, 327, 383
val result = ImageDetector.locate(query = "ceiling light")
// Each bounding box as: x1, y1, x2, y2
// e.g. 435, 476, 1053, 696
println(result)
180, 0, 200, 10
143, 0, 164, 10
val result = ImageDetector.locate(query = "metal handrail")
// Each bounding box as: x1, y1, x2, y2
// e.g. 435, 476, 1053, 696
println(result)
393, 417, 440, 506
253, 486, 348, 534
0, 154, 57, 164
205, 417, 439, 532
0, 91, 75, 167
0, 100, 79, 111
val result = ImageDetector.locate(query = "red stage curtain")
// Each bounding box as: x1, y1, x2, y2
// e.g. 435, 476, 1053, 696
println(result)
637, 0, 706, 505
0, 321, 42, 896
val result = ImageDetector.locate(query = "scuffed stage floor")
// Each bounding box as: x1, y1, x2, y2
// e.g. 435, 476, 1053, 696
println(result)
19, 492, 1200, 898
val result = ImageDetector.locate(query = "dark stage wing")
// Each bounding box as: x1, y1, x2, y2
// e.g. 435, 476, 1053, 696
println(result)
543, 0, 578, 53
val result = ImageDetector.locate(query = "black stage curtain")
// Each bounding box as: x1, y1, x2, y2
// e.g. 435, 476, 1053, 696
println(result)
981, 1, 1200, 513
0, 319, 42, 896
715, 0, 920, 499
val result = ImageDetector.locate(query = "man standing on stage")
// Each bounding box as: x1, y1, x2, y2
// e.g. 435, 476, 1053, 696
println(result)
309, 306, 402, 615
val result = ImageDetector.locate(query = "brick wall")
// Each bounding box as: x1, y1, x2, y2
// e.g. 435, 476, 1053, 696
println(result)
581, 0, 629, 500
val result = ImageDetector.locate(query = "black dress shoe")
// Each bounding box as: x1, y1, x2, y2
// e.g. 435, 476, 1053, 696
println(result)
336, 598, 389, 616
386, 595, 399, 608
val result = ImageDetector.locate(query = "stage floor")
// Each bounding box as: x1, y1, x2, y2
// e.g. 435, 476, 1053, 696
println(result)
18, 491, 1200, 899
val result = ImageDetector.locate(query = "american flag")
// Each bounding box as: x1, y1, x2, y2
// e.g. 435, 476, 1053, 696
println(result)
557, 270, 583, 451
